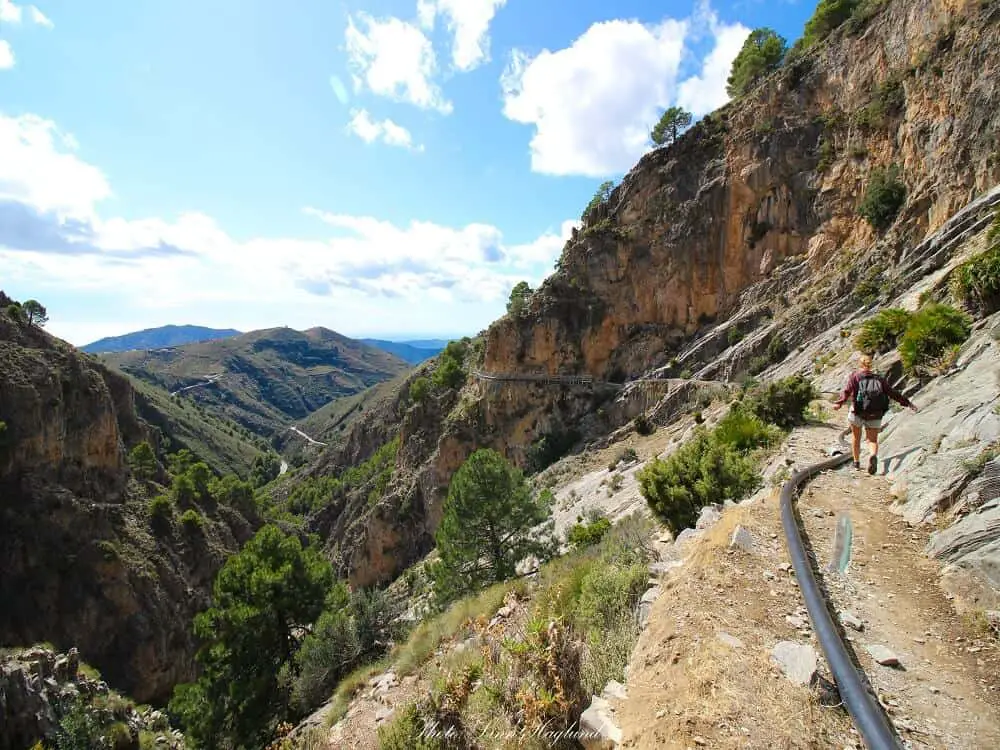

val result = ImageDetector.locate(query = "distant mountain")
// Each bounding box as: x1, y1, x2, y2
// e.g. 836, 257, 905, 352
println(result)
360, 338, 447, 364
100, 326, 410, 437
82, 325, 242, 353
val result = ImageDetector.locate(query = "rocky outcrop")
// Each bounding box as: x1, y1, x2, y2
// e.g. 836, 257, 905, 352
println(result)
290, 0, 1000, 588
0, 646, 183, 750
0, 303, 247, 704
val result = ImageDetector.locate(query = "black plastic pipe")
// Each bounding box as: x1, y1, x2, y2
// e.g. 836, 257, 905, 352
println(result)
779, 453, 901, 750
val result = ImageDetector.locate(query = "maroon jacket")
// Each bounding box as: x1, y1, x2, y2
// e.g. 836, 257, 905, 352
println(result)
835, 370, 913, 410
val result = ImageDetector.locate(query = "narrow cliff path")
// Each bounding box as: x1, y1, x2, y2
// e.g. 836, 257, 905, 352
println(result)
615, 422, 1000, 750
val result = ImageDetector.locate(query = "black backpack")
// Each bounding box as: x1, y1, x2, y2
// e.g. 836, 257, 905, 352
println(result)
854, 372, 890, 418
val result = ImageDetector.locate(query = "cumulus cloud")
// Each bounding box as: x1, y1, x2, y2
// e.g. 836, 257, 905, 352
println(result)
0, 1, 52, 27
676, 6, 749, 115
346, 109, 422, 151
417, 0, 507, 71
501, 18, 688, 177
0, 40, 13, 70
0, 0, 21, 23
501, 3, 752, 176
0, 112, 574, 342
345, 12, 452, 114
28, 4, 52, 28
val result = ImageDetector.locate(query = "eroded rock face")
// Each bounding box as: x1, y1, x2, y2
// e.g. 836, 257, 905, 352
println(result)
0, 308, 243, 704
297, 0, 1000, 588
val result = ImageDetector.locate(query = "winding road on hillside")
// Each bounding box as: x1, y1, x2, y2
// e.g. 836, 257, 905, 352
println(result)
287, 425, 327, 447
169, 374, 223, 397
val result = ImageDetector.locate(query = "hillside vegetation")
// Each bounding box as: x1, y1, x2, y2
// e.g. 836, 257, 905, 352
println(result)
102, 326, 410, 439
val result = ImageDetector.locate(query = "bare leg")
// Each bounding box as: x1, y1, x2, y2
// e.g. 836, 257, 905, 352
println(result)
851, 425, 862, 463
865, 426, 880, 474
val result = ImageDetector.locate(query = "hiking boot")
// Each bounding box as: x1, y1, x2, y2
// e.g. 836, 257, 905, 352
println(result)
853, 460, 861, 470
868, 455, 878, 475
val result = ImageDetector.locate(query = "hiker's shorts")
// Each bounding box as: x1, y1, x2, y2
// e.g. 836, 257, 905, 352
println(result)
848, 411, 882, 430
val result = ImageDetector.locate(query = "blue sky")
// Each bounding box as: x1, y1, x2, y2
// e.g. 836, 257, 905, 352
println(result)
0, 0, 816, 345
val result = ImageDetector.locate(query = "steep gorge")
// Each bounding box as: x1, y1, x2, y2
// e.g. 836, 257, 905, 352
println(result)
296, 0, 1000, 588
0, 295, 256, 704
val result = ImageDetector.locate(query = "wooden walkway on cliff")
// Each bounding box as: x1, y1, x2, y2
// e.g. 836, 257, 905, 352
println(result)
471, 369, 724, 391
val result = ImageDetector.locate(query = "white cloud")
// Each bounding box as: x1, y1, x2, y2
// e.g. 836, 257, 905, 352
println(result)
0, 114, 111, 216
500, 2, 754, 176
676, 8, 749, 115
345, 12, 452, 114
0, 112, 574, 343
346, 109, 422, 151
501, 18, 688, 176
0, 40, 13, 69
0, 1, 51, 26
0, 0, 21, 24
418, 0, 507, 71
28, 5, 53, 28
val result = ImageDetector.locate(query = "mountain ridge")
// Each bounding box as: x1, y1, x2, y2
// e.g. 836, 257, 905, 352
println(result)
82, 324, 242, 353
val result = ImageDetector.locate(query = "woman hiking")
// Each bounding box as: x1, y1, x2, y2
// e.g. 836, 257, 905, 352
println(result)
833, 354, 918, 474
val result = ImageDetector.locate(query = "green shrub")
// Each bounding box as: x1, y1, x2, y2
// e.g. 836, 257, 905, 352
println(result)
713, 408, 781, 451
148, 495, 174, 533
431, 341, 468, 390
179, 509, 204, 532
855, 307, 912, 354
767, 334, 789, 363
727, 326, 745, 345
634, 414, 655, 436
899, 303, 972, 374
638, 431, 760, 533
526, 429, 580, 473
377, 703, 444, 750
747, 355, 770, 375
817, 138, 836, 172
950, 213, 1000, 315
741, 375, 817, 428
574, 562, 648, 633
291, 588, 361, 712
567, 517, 612, 549
852, 75, 905, 130
859, 165, 906, 231
409, 376, 431, 403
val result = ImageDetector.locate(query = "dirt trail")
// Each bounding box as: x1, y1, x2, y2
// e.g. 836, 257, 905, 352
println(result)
616, 422, 1000, 750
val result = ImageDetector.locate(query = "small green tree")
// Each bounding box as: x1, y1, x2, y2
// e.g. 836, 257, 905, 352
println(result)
650, 106, 693, 147
5, 303, 26, 324
430, 449, 554, 603
727, 28, 787, 97
507, 281, 533, 317
210, 474, 257, 518
250, 452, 282, 488
582, 180, 615, 221
169, 525, 333, 749
128, 441, 158, 481
800, 0, 860, 48
167, 449, 197, 476
409, 376, 431, 403
22, 299, 48, 326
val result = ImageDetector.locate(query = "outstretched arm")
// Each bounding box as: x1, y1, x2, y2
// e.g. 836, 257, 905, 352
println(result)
882, 376, 918, 411
833, 373, 857, 409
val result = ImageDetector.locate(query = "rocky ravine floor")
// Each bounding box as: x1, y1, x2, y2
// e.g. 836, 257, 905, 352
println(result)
613, 423, 1000, 750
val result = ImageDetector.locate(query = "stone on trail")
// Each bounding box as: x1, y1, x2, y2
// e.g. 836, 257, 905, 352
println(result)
770, 641, 818, 686
601, 680, 628, 701
696, 505, 722, 530
839, 610, 865, 632
580, 695, 623, 749
866, 645, 902, 667
729, 525, 755, 553
716, 631, 745, 649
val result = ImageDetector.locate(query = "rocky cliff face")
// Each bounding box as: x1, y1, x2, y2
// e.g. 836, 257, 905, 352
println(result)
0, 301, 246, 705
290, 0, 1000, 588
